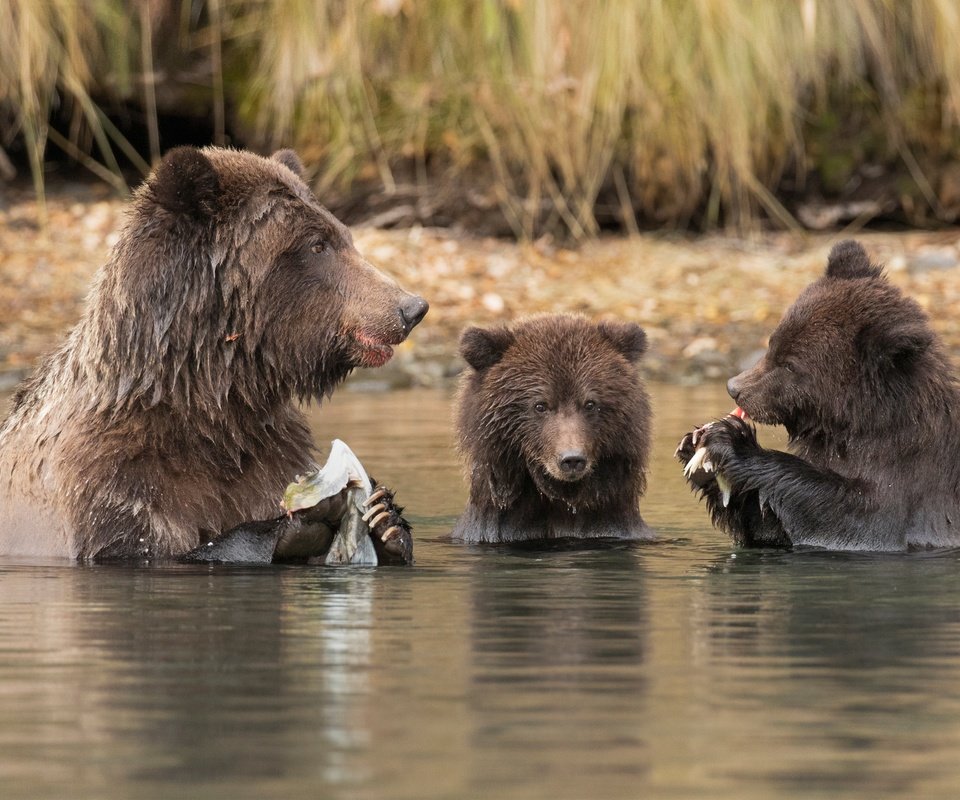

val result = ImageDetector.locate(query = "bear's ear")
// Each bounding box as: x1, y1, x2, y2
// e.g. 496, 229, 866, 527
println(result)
150, 147, 221, 218
598, 321, 648, 363
857, 319, 934, 375
825, 240, 883, 280
460, 326, 515, 371
271, 149, 304, 177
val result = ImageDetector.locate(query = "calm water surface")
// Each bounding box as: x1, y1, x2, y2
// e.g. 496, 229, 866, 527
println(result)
2, 384, 960, 799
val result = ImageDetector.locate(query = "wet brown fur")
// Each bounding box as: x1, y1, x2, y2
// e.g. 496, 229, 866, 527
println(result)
453, 314, 654, 543
678, 239, 960, 551
0, 146, 425, 560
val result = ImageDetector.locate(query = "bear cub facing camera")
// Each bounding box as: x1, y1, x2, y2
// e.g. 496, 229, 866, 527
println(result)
453, 314, 654, 543
678, 239, 960, 551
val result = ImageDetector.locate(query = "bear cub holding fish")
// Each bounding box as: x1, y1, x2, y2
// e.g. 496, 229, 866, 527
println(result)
678, 239, 960, 552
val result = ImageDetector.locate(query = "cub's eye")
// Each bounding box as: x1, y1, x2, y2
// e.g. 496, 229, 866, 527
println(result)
534, 402, 548, 413
584, 400, 598, 411
311, 242, 328, 254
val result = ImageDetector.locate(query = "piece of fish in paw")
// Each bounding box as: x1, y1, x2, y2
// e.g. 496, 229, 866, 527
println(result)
283, 438, 373, 515
290, 487, 352, 527
324, 485, 379, 566
716, 472, 733, 508
681, 446, 720, 491
274, 488, 352, 560
684, 447, 709, 477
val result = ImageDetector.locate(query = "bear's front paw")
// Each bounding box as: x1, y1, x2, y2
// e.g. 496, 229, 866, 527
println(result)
676, 423, 719, 490
698, 416, 759, 467
678, 417, 760, 506
362, 484, 413, 565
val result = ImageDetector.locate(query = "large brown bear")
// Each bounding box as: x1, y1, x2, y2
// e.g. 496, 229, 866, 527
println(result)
452, 314, 654, 543
0, 147, 427, 561
678, 239, 960, 551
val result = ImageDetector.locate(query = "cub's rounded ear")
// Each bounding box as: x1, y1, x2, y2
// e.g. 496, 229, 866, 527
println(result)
271, 149, 304, 177
826, 239, 883, 280
149, 147, 221, 218
858, 319, 935, 374
460, 326, 515, 371
598, 321, 648, 362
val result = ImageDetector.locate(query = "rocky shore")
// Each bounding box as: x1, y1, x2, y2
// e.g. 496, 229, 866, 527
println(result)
2, 180, 960, 392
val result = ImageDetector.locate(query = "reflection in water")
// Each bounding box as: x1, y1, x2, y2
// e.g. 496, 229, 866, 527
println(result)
0, 565, 387, 797
3, 385, 960, 799
464, 543, 650, 793
685, 550, 960, 797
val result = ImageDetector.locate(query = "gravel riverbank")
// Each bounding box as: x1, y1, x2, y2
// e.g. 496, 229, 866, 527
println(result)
2, 180, 960, 392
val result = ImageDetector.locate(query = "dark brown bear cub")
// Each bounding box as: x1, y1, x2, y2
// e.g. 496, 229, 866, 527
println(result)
678, 239, 960, 551
453, 314, 654, 543
0, 146, 427, 561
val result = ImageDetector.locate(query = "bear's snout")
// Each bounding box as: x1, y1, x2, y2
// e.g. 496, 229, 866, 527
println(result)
399, 294, 429, 333
558, 450, 589, 480
541, 411, 593, 483
727, 373, 744, 403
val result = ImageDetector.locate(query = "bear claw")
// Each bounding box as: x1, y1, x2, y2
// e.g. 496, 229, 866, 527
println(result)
364, 488, 387, 507
368, 510, 391, 528
363, 483, 413, 565
361, 503, 386, 522
381, 525, 400, 541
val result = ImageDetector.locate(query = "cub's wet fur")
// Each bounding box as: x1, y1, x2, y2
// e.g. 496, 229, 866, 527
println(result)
678, 239, 960, 551
453, 314, 654, 543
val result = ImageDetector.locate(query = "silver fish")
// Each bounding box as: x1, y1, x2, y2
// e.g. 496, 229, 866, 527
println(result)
283, 439, 378, 566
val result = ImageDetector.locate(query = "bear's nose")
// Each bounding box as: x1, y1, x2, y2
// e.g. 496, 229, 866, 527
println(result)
400, 295, 429, 332
727, 375, 742, 402
558, 451, 588, 477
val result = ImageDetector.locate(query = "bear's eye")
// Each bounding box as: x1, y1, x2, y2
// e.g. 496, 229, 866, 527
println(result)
534, 401, 548, 413
584, 400, 598, 412
311, 242, 328, 254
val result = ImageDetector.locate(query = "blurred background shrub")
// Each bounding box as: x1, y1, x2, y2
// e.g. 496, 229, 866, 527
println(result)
3, 0, 960, 237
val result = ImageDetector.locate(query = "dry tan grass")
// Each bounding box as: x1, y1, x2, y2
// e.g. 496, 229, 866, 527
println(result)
4, 1, 960, 236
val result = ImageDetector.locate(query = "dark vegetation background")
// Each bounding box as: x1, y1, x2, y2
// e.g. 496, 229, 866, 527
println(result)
3, 0, 960, 237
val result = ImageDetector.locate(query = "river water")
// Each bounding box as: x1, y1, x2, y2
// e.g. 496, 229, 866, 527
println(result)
2, 384, 960, 799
